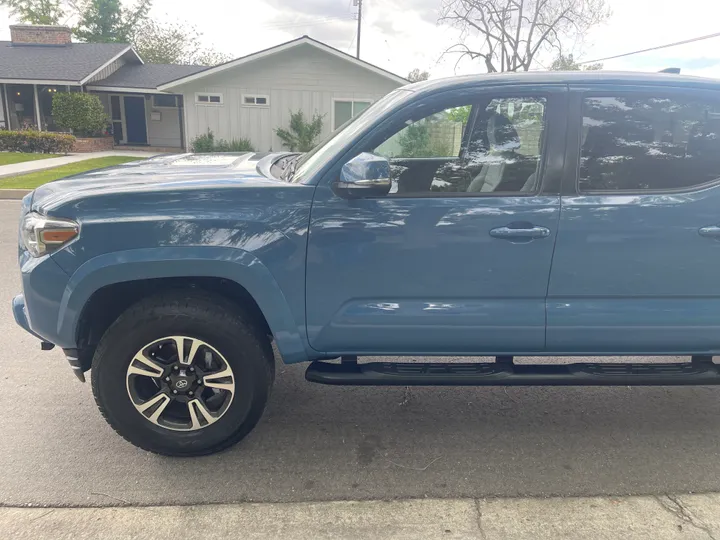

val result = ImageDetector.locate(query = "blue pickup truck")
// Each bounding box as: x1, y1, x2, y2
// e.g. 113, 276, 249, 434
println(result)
13, 71, 720, 455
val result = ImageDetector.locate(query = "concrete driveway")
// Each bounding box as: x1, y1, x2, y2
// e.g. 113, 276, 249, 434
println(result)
2, 199, 720, 509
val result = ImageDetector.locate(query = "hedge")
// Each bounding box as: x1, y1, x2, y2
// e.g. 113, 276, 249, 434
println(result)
0, 130, 76, 154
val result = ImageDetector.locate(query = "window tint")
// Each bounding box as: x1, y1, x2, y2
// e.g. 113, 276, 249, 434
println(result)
580, 95, 720, 192
369, 97, 546, 195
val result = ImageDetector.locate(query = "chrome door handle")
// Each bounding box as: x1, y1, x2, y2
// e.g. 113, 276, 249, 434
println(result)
699, 225, 720, 238
489, 225, 551, 240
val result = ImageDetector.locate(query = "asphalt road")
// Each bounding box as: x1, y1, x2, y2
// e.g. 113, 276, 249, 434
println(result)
2, 198, 720, 508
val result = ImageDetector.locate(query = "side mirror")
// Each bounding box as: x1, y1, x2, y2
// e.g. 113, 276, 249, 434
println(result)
333, 152, 391, 198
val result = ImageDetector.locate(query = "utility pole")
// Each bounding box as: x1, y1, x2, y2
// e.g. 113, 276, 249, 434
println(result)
355, 0, 362, 59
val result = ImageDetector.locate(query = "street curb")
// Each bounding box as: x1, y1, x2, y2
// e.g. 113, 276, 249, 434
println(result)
2, 494, 720, 539
0, 189, 30, 200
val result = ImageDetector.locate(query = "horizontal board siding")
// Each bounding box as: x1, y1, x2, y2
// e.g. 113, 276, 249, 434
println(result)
87, 57, 126, 83
181, 44, 402, 152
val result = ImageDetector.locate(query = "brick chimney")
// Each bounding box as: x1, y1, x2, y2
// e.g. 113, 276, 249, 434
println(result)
10, 25, 72, 46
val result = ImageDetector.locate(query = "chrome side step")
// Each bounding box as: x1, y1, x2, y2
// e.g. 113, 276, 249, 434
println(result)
305, 357, 720, 386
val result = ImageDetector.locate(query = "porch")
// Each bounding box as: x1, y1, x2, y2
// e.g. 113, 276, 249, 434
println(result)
92, 92, 185, 150
0, 83, 185, 151
0, 83, 81, 132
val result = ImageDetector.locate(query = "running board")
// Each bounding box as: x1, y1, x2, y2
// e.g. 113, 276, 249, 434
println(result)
305, 360, 720, 386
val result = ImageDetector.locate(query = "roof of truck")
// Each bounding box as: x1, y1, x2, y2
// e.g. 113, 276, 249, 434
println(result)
405, 70, 720, 92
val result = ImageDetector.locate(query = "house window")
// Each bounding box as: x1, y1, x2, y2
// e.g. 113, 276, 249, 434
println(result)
333, 99, 372, 129
153, 95, 177, 108
243, 95, 269, 106
195, 93, 223, 105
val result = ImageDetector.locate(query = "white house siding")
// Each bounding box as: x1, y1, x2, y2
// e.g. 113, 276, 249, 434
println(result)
146, 98, 182, 148
177, 44, 402, 151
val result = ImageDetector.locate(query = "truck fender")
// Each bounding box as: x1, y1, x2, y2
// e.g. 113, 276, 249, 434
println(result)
56, 246, 310, 363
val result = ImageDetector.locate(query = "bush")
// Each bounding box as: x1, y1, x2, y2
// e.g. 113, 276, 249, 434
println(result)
275, 110, 324, 152
214, 137, 254, 152
0, 130, 75, 154
52, 93, 109, 137
191, 130, 255, 152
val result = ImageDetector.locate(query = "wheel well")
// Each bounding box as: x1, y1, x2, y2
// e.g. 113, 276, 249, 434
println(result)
76, 277, 272, 370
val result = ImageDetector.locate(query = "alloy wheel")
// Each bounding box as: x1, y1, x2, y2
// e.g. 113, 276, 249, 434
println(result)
125, 336, 235, 431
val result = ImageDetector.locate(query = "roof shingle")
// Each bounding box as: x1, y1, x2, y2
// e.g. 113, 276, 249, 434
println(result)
0, 41, 134, 82
90, 63, 207, 89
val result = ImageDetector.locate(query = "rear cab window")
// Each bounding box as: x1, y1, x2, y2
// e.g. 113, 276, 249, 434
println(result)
578, 91, 720, 192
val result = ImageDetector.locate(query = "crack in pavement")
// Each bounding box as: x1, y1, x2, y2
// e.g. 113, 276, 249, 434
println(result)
474, 499, 487, 540
655, 494, 717, 540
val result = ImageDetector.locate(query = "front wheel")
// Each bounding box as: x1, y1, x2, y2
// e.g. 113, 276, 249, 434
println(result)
91, 290, 274, 456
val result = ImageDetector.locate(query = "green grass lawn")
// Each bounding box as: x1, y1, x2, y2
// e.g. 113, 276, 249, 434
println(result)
0, 156, 141, 189
0, 152, 62, 165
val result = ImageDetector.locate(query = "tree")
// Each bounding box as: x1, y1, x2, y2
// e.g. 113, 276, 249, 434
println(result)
275, 111, 325, 152
0, 0, 64, 24
407, 68, 430, 82
131, 19, 230, 66
550, 53, 602, 71
73, 0, 150, 43
439, 0, 610, 72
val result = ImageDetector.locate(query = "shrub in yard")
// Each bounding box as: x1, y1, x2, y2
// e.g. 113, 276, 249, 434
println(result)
274, 110, 324, 152
0, 130, 75, 154
214, 137, 254, 152
191, 130, 215, 152
191, 130, 255, 152
52, 93, 109, 137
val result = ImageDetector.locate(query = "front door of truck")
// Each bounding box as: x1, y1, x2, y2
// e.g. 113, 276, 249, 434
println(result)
305, 86, 567, 355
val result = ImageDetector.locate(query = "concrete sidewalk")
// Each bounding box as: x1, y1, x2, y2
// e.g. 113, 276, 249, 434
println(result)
3, 493, 719, 539
0, 150, 163, 179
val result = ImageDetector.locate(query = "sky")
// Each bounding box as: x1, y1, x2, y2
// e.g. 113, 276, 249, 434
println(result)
1, 0, 720, 79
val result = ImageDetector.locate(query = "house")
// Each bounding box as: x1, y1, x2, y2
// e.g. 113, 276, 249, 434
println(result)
0, 25, 407, 152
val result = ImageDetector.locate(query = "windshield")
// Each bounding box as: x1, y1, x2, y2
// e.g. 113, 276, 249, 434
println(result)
291, 88, 413, 183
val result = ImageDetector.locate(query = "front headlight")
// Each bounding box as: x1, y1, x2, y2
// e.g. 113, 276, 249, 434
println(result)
21, 212, 79, 257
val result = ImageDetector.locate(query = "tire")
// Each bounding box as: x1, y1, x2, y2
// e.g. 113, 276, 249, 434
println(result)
91, 290, 274, 456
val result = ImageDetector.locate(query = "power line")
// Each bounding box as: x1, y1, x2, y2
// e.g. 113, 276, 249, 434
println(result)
580, 31, 720, 64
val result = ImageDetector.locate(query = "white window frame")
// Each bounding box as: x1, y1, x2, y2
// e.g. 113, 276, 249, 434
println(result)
332, 98, 373, 130
195, 92, 224, 106
152, 94, 177, 108
242, 94, 270, 107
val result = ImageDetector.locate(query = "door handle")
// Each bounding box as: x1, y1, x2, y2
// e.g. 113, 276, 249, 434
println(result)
489, 225, 551, 240
699, 225, 720, 238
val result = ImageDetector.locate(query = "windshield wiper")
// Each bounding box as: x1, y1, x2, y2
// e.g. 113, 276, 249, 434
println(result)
280, 154, 301, 182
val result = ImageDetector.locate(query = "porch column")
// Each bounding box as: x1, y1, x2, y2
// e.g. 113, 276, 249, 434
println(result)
2, 84, 10, 130
33, 84, 43, 131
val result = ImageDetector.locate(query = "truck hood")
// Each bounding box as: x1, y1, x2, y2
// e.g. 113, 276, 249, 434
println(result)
31, 152, 293, 213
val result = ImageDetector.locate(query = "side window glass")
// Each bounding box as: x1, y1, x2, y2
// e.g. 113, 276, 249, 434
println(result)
371, 97, 546, 195
374, 106, 468, 159
580, 95, 720, 192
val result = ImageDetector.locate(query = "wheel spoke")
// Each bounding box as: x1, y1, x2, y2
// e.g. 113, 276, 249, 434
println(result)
128, 353, 164, 378
188, 398, 217, 429
137, 392, 171, 423
172, 336, 203, 365
202, 366, 234, 392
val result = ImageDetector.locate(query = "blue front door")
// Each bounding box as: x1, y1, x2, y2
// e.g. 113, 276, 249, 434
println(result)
123, 96, 147, 144
547, 87, 720, 354
305, 87, 567, 355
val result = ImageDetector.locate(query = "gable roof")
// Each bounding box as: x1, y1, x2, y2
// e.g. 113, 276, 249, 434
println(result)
87, 63, 208, 93
0, 41, 142, 85
157, 35, 407, 90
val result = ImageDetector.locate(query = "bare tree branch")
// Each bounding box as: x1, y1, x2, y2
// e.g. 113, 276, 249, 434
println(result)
440, 0, 609, 72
